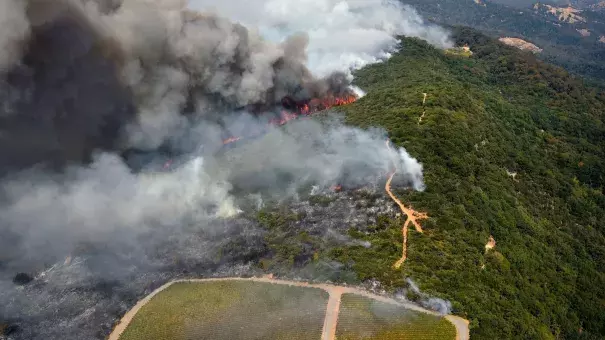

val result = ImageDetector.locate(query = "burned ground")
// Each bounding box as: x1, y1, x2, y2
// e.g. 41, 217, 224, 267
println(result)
0, 180, 414, 340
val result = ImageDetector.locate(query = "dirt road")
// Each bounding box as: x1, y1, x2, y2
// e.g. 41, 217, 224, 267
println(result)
322, 287, 344, 340
446, 315, 470, 340
385, 140, 428, 269
109, 277, 469, 340
418, 92, 428, 124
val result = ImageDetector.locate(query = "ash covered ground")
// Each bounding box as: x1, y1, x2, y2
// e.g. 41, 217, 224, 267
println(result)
0, 180, 405, 340
0, 115, 423, 339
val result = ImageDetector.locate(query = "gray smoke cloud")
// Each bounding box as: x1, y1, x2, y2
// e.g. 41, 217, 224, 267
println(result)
187, 0, 453, 76
0, 115, 423, 269
404, 278, 453, 315
0, 0, 444, 338
0, 0, 451, 162
0, 0, 30, 71
0, 0, 438, 268
222, 116, 424, 195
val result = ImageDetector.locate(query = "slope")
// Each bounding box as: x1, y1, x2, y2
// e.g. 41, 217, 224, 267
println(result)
332, 31, 605, 339
402, 0, 605, 84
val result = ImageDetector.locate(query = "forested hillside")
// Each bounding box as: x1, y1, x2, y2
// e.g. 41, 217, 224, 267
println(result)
488, 0, 603, 8
329, 28, 605, 339
403, 0, 605, 84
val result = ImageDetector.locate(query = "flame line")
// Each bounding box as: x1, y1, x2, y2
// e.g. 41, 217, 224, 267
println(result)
222, 94, 357, 146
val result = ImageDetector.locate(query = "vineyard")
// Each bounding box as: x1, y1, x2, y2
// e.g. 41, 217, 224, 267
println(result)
336, 294, 456, 340
116, 280, 458, 340
119, 281, 327, 340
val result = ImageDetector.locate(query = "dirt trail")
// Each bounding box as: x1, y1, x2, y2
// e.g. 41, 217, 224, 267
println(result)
109, 277, 469, 340
385, 140, 428, 269
322, 287, 344, 340
485, 235, 496, 252
108, 280, 175, 340
418, 92, 428, 124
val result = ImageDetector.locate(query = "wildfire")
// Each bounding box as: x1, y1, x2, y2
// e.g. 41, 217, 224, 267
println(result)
330, 185, 342, 192
268, 111, 298, 126
297, 94, 357, 116
222, 93, 357, 145
222, 136, 242, 145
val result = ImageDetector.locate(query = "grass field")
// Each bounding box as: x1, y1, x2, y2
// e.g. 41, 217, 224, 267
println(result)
119, 281, 329, 340
335, 294, 456, 340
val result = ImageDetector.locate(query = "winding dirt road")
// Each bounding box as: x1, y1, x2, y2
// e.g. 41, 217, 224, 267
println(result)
109, 277, 469, 340
385, 140, 428, 269
418, 92, 428, 124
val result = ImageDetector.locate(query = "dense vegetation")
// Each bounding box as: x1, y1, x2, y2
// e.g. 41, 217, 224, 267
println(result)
330, 30, 605, 339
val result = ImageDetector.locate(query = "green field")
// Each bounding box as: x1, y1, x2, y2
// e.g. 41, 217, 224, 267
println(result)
335, 294, 456, 340
119, 281, 329, 340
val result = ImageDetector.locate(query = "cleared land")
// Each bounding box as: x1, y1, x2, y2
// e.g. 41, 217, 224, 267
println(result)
119, 281, 328, 340
114, 279, 465, 340
336, 294, 456, 340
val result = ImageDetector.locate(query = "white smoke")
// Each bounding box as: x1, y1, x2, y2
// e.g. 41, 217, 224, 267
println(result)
405, 278, 452, 315
0, 0, 451, 150
0, 1, 440, 337
188, 0, 453, 77
0, 0, 30, 71
1, 117, 424, 265
0, 0, 435, 268
396, 148, 425, 191
0, 152, 238, 262
223, 116, 425, 193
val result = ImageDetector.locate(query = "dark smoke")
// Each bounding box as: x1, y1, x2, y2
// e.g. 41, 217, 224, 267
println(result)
0, 0, 353, 175
0, 0, 436, 339
0, 0, 135, 175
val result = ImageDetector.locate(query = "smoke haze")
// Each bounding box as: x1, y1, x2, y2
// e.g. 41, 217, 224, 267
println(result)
0, 0, 447, 338
405, 278, 453, 315
188, 0, 453, 76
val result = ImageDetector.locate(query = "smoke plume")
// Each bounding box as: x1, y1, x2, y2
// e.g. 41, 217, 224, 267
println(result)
0, 0, 447, 338
0, 0, 30, 71
404, 278, 453, 315
187, 0, 453, 76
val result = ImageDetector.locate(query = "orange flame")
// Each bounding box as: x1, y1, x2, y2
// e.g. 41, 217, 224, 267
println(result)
222, 136, 242, 145
222, 93, 357, 145
330, 185, 342, 192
